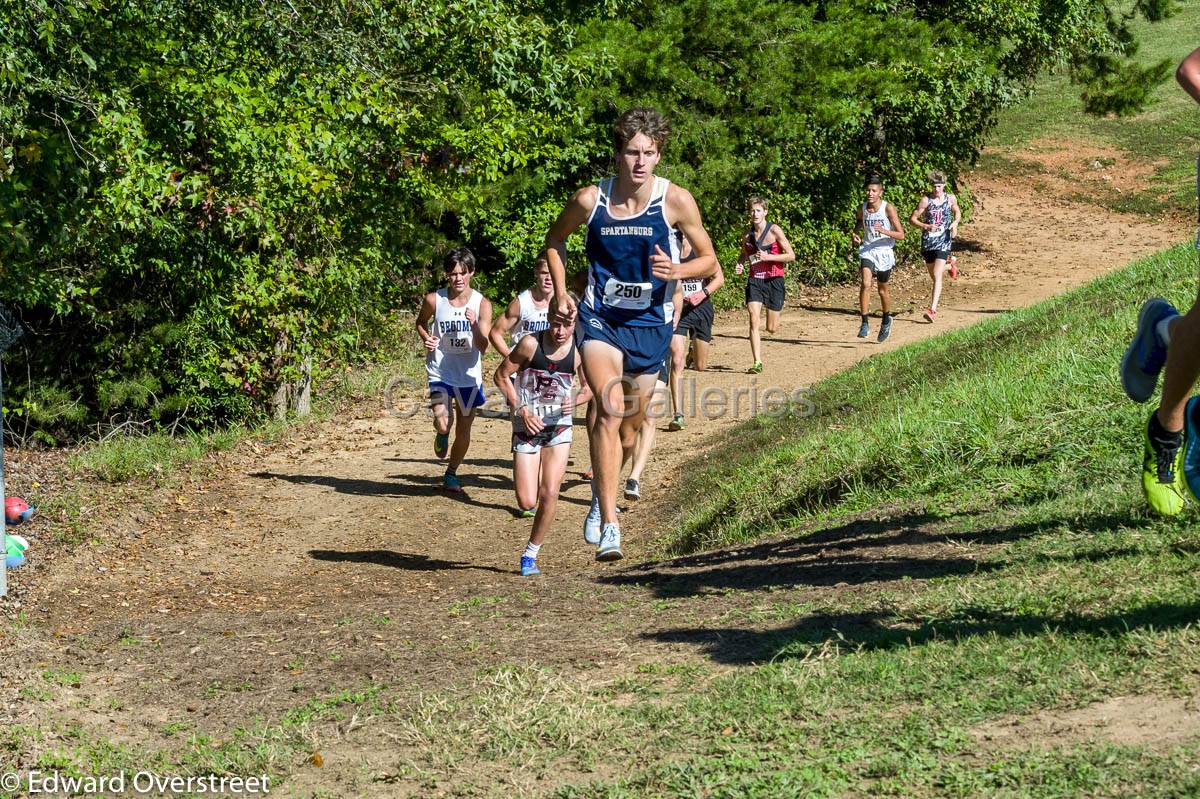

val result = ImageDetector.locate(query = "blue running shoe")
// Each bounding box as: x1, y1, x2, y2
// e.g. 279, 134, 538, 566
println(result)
434, 432, 450, 459
520, 556, 541, 576
596, 523, 623, 561
1121, 298, 1177, 403
857, 320, 869, 339
1184, 396, 1200, 504
442, 472, 463, 493
583, 496, 602, 545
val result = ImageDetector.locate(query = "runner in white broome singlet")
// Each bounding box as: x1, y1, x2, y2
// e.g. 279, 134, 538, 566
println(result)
544, 107, 717, 562
909, 170, 961, 324
414, 247, 493, 493
490, 257, 553, 357
852, 175, 905, 343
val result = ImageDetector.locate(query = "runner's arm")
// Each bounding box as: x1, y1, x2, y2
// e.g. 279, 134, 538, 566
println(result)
672, 280, 684, 327
884, 204, 906, 240
493, 334, 535, 413
851, 207, 864, 246
472, 297, 493, 353
1177, 47, 1200, 104
545, 186, 596, 322
573, 367, 592, 408
489, 297, 522, 357
415, 292, 439, 351
909, 197, 930, 230
764, 225, 796, 263
708, 262, 726, 296
949, 195, 962, 236
663, 185, 717, 280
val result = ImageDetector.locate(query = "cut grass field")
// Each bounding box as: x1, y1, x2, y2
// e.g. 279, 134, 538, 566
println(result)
8, 247, 1200, 798
987, 2, 1200, 216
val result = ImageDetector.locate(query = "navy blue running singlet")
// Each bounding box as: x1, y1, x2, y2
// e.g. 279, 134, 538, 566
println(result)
583, 176, 679, 327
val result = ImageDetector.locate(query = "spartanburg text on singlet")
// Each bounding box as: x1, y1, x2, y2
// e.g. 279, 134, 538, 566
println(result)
922, 195, 954, 252
511, 289, 550, 344
584, 176, 679, 326
426, 288, 483, 387
514, 332, 576, 432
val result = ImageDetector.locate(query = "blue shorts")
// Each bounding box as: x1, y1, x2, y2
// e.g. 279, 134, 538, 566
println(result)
428, 382, 486, 410
579, 305, 673, 376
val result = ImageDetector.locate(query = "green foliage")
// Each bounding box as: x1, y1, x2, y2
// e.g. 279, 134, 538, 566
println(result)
0, 0, 1172, 436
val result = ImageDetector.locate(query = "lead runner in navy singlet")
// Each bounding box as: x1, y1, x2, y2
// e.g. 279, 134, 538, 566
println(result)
544, 107, 717, 561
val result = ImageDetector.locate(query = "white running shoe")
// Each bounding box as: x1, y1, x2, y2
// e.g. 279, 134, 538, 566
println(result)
596, 523, 623, 561
583, 496, 602, 545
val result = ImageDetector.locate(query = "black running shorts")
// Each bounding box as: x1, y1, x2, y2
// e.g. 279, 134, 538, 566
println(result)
675, 300, 714, 342
858, 258, 893, 284
745, 276, 785, 311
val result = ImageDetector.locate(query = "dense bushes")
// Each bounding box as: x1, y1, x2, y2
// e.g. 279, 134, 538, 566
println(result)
0, 0, 1172, 436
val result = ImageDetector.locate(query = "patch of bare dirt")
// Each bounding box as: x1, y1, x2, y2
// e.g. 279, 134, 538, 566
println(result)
973, 694, 1200, 751
985, 136, 1183, 216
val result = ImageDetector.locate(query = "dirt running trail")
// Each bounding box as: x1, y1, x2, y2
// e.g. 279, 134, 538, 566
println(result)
0, 162, 1188, 790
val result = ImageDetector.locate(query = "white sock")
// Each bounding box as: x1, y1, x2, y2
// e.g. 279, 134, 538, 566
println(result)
1156, 315, 1178, 348
523, 542, 541, 559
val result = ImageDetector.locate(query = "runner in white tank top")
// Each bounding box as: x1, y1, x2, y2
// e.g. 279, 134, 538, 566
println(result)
852, 176, 905, 343
490, 257, 554, 357
415, 247, 493, 493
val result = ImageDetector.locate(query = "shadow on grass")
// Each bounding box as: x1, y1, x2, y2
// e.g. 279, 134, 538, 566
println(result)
647, 599, 1200, 666
607, 510, 1145, 600
618, 509, 1161, 664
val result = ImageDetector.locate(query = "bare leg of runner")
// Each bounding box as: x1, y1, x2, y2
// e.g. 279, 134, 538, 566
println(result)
747, 301, 763, 367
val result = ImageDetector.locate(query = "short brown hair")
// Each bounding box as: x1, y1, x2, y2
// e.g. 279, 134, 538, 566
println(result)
443, 246, 475, 273
748, 196, 768, 211
532, 256, 550, 273
613, 108, 670, 153
928, 170, 947, 184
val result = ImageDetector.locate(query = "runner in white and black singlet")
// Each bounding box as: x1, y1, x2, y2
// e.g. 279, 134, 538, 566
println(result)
414, 248, 493, 493
910, 171, 961, 325
545, 107, 717, 561
490, 257, 553, 357
852, 175, 905, 343
495, 319, 591, 575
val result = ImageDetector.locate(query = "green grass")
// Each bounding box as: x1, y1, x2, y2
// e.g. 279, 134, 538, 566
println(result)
669, 243, 1198, 555
988, 2, 1200, 214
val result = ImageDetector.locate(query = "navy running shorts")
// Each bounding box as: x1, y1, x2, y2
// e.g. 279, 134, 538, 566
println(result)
428, 381, 486, 410
579, 304, 673, 377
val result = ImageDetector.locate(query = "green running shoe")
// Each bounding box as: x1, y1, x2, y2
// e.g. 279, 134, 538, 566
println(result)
1142, 414, 1186, 516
